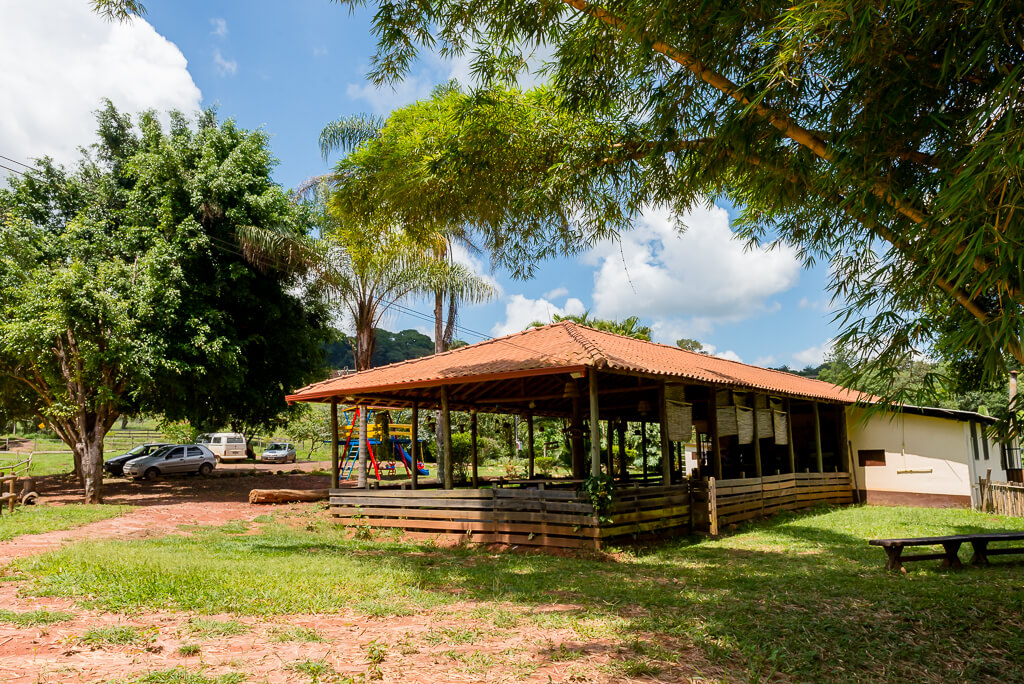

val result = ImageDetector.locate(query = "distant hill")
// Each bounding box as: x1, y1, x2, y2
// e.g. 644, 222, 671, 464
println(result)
325, 328, 440, 370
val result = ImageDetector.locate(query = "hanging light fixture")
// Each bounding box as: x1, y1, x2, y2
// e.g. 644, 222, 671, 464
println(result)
563, 380, 581, 399
637, 399, 653, 415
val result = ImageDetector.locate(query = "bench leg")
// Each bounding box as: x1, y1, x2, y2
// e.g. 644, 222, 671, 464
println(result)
970, 540, 990, 566
884, 546, 904, 572
940, 542, 963, 570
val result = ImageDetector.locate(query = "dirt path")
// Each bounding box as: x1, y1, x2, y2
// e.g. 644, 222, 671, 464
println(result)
0, 501, 261, 562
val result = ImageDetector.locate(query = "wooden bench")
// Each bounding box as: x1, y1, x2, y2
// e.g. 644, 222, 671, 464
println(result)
870, 532, 1024, 572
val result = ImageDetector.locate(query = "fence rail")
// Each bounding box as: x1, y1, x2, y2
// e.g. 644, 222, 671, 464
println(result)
980, 480, 1024, 517
329, 471, 855, 549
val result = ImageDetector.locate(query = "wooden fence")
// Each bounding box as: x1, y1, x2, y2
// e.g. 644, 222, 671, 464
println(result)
329, 472, 855, 549
980, 480, 1024, 517
330, 483, 692, 550
693, 472, 854, 535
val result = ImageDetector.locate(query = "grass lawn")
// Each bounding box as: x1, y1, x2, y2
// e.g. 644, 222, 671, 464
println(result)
14, 504, 1024, 681
0, 504, 130, 541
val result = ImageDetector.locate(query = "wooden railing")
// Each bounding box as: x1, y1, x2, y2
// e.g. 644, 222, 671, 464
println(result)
330, 483, 691, 550
329, 472, 854, 549
980, 480, 1024, 517
693, 472, 853, 535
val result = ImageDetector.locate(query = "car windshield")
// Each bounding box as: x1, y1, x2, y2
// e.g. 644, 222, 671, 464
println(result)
266, 443, 287, 451
145, 446, 173, 459
126, 445, 149, 456
196, 434, 211, 444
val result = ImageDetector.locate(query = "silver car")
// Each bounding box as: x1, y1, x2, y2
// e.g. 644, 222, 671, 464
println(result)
260, 442, 297, 464
123, 444, 216, 481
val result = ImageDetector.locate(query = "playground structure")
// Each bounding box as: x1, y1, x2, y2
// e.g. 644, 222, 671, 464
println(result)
337, 407, 429, 483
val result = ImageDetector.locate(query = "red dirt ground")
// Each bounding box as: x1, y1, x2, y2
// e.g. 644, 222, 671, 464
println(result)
0, 473, 711, 683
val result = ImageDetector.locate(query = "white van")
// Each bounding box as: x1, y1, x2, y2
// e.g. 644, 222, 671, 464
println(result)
196, 432, 248, 461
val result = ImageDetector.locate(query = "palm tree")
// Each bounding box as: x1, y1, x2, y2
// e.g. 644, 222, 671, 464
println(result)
320, 109, 499, 487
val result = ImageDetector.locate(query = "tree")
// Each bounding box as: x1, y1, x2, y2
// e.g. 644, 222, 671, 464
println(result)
0, 103, 329, 502
528, 312, 652, 341
327, 0, 1024, 405
676, 338, 706, 354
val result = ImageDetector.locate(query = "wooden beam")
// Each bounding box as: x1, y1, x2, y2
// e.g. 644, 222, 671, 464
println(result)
440, 385, 453, 489
709, 395, 723, 480
813, 400, 824, 473
470, 410, 479, 488
640, 419, 648, 481
330, 398, 339, 487
570, 391, 585, 478
606, 419, 614, 474
411, 402, 419, 490
527, 413, 535, 479
785, 398, 796, 473
659, 383, 672, 484
752, 397, 763, 478
589, 371, 601, 478
616, 418, 628, 481
838, 406, 849, 474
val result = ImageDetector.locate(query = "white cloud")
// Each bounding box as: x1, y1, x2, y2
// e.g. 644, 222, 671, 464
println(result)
716, 350, 744, 363
753, 355, 776, 367
213, 48, 238, 76
793, 341, 833, 367
543, 287, 569, 300
584, 203, 801, 343
0, 1, 202, 171
210, 18, 228, 38
491, 295, 585, 336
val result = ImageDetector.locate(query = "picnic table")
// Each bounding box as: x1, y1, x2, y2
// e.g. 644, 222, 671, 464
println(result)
869, 532, 1024, 572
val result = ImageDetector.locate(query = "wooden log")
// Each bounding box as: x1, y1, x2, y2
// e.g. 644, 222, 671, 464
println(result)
249, 488, 330, 504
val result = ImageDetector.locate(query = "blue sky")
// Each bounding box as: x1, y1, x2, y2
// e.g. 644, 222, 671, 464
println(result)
0, 0, 841, 368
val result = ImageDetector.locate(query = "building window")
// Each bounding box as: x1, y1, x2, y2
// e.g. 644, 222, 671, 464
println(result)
858, 449, 886, 467
970, 421, 980, 461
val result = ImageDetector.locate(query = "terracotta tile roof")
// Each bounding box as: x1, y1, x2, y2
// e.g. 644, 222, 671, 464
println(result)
287, 321, 862, 403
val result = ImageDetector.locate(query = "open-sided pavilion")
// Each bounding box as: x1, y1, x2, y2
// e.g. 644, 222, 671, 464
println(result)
287, 321, 857, 548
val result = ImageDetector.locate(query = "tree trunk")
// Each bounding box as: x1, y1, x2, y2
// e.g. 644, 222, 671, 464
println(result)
357, 408, 368, 488
249, 488, 330, 504
72, 416, 111, 504
433, 289, 447, 482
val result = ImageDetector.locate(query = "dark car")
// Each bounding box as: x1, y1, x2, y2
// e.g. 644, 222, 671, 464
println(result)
104, 443, 170, 476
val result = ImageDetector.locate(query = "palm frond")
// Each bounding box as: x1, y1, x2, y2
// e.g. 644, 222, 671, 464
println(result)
319, 115, 385, 160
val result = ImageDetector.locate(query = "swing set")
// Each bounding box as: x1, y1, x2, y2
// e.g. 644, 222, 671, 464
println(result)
337, 406, 429, 482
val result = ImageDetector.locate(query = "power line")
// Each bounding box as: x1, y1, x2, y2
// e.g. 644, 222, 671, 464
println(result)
0, 154, 41, 174
0, 163, 30, 179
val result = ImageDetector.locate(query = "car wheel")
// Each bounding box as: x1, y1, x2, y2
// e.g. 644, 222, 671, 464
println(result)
199, 462, 213, 476
144, 467, 160, 481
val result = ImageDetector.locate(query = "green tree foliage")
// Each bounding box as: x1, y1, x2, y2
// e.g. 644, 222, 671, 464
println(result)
528, 312, 651, 341
0, 103, 328, 502
333, 0, 1024, 403
676, 338, 706, 353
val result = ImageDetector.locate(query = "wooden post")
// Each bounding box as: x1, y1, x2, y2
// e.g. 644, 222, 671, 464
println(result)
440, 385, 453, 489
640, 420, 648, 481
838, 407, 849, 473
709, 396, 723, 480
812, 401, 824, 473
527, 413, 535, 479
571, 391, 585, 478
470, 410, 479, 488
330, 398, 339, 488
659, 383, 672, 485
785, 398, 796, 473
410, 402, 419, 490
589, 371, 601, 478
606, 420, 614, 475
752, 399, 763, 478
616, 419, 627, 481
708, 477, 718, 536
